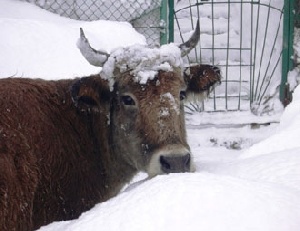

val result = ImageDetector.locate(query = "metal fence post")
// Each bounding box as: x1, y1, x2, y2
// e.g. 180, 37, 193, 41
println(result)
160, 0, 174, 45
281, 0, 295, 104
295, 0, 300, 28
168, 0, 174, 43
160, 0, 168, 45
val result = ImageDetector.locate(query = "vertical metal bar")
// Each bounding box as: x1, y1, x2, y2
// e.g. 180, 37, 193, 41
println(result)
254, 3, 271, 102
195, 0, 203, 110
189, 0, 194, 29
195, 0, 201, 63
251, 1, 260, 104
249, 1, 254, 105
168, 0, 174, 43
255, 2, 271, 101
257, 7, 284, 103
211, 1, 215, 66
225, 1, 231, 110
185, 0, 194, 65
252, 3, 261, 101
238, 2, 243, 110
211, 0, 217, 111
160, 0, 168, 45
174, 13, 184, 43
259, 51, 283, 105
280, 0, 295, 103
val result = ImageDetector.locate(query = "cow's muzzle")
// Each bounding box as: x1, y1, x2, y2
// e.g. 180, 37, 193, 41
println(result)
147, 145, 194, 177
160, 153, 191, 174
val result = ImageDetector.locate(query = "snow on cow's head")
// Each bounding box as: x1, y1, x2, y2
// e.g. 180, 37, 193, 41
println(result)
76, 20, 200, 91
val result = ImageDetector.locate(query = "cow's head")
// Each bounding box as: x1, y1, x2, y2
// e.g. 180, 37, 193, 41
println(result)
72, 21, 221, 177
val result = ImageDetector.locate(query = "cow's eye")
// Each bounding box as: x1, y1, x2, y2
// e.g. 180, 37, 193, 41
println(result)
121, 95, 136, 106
180, 91, 186, 101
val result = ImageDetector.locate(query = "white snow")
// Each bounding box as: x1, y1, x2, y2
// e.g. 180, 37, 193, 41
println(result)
1, 0, 300, 231
29, 0, 161, 21
0, 0, 146, 79
241, 85, 300, 159
160, 92, 180, 115
100, 42, 182, 87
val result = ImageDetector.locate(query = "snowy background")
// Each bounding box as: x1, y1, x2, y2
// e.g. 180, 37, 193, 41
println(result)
174, 0, 285, 113
1, 0, 300, 230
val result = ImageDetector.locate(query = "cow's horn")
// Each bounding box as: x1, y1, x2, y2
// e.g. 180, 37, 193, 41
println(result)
77, 28, 109, 67
179, 19, 200, 57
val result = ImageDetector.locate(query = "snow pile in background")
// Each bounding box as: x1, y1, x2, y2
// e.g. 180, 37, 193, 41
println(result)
241, 85, 300, 158
21, 0, 161, 21
0, 0, 146, 79
101, 43, 182, 86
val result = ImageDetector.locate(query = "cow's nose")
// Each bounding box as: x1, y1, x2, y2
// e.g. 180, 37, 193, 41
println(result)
159, 153, 191, 174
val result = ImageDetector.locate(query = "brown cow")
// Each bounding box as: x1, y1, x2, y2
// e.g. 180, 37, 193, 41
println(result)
0, 21, 221, 231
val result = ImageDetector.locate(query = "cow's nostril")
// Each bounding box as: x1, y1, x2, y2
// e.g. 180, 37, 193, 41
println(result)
184, 153, 191, 166
160, 153, 191, 174
160, 156, 171, 171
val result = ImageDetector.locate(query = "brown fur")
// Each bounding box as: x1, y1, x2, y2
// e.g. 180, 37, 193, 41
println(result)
0, 64, 220, 230
0, 77, 136, 230
184, 64, 221, 93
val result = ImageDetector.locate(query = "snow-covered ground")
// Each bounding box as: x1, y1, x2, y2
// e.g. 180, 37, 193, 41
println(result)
1, 0, 300, 230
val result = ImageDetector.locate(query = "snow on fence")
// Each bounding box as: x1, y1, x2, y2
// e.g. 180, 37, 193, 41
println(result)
174, 0, 286, 114
22, 0, 163, 46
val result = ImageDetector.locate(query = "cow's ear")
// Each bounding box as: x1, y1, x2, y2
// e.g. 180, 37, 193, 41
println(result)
71, 76, 110, 112
184, 64, 221, 101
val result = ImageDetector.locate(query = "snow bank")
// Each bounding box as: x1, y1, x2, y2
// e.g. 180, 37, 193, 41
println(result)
39, 172, 300, 231
241, 85, 300, 158
0, 0, 146, 79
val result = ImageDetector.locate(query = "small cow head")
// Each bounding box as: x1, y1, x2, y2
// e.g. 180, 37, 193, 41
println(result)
72, 21, 221, 177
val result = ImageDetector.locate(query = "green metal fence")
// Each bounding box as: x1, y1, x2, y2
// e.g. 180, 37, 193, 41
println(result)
23, 0, 295, 114
281, 0, 295, 106
171, 0, 295, 114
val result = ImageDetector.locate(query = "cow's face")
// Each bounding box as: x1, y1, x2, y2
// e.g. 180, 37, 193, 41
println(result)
109, 67, 192, 177
73, 21, 221, 177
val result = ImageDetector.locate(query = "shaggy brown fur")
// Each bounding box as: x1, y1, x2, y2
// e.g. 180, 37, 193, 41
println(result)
0, 66, 220, 230
0, 76, 135, 230
184, 64, 221, 93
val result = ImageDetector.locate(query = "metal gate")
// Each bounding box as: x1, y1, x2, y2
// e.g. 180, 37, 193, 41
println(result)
169, 0, 295, 114
22, 0, 295, 114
